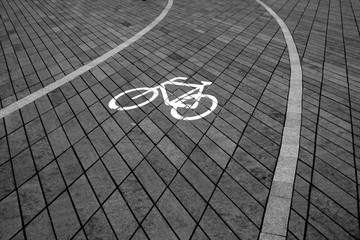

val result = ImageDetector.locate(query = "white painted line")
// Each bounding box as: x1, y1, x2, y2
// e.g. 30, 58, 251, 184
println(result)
0, 0, 173, 120
255, 0, 302, 239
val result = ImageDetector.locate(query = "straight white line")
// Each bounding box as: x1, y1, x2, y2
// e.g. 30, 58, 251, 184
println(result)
0, 0, 173, 120
255, 0, 302, 239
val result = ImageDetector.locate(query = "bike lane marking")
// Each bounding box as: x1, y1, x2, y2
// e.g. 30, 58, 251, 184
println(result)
108, 77, 219, 121
255, 0, 302, 239
0, 0, 173, 120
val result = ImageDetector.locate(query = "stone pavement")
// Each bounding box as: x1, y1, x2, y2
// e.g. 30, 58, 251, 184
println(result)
0, 0, 359, 239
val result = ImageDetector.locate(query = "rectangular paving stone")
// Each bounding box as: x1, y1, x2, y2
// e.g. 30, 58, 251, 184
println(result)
0, 192, 22, 240
157, 189, 196, 240
127, 126, 155, 157
25, 210, 56, 240
55, 102, 75, 124
199, 136, 230, 169
139, 117, 164, 144
41, 110, 61, 134
57, 148, 83, 186
69, 175, 99, 224
101, 117, 125, 144
87, 161, 116, 203
134, 160, 166, 202
76, 109, 98, 134
63, 117, 85, 145
157, 136, 187, 169
73, 137, 99, 170
143, 207, 178, 240
49, 192, 80, 239
25, 118, 45, 146
68, 95, 87, 115
210, 188, 259, 239
48, 127, 70, 157
101, 148, 130, 186
13, 148, 36, 187
0, 137, 10, 166
4, 111, 22, 134
103, 190, 138, 239
307, 204, 355, 240
0, 161, 14, 201
18, 175, 45, 224
8, 127, 28, 158
39, 160, 66, 204
313, 170, 357, 216
119, 174, 153, 222
84, 208, 117, 240
30, 137, 54, 170
200, 206, 238, 240
145, 147, 177, 185
88, 126, 112, 157
116, 136, 143, 169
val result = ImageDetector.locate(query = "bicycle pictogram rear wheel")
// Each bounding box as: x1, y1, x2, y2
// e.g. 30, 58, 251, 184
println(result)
109, 87, 159, 111
170, 94, 218, 121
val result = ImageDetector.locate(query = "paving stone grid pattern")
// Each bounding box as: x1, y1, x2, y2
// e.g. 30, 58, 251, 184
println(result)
0, 0, 359, 239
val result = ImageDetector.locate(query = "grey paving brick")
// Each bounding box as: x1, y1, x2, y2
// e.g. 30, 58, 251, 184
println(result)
157, 189, 195, 240
57, 148, 84, 186
48, 127, 70, 157
101, 148, 130, 185
31, 137, 54, 170
87, 161, 115, 203
128, 126, 154, 156
119, 174, 153, 222
191, 227, 210, 240
18, 175, 45, 224
41, 110, 61, 134
84, 208, 117, 240
103, 190, 138, 239
48, 88, 66, 107
199, 136, 230, 169
8, 127, 28, 158
0, 137, 10, 165
39, 160, 66, 204
4, 111, 22, 134
69, 175, 99, 224
77, 109, 98, 134
210, 188, 259, 239
200, 206, 238, 240
0, 161, 14, 200
55, 102, 74, 124
63, 117, 85, 145
287, 210, 306, 240
25, 210, 56, 240
134, 160, 166, 202
170, 174, 207, 222
146, 147, 177, 185
73, 137, 99, 170
68, 95, 87, 115
13, 148, 36, 186
158, 136, 186, 169
25, 118, 45, 145
0, 192, 22, 240
139, 117, 164, 144
88, 127, 112, 157
116, 136, 143, 169
142, 207, 178, 240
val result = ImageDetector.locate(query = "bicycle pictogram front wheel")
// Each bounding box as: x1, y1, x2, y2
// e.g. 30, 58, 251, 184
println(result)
170, 94, 218, 121
109, 87, 159, 111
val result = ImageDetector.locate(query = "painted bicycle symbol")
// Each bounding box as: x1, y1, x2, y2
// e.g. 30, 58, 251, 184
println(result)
108, 77, 218, 121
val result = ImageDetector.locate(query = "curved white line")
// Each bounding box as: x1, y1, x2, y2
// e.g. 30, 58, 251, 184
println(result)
255, 0, 302, 239
0, 0, 173, 119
